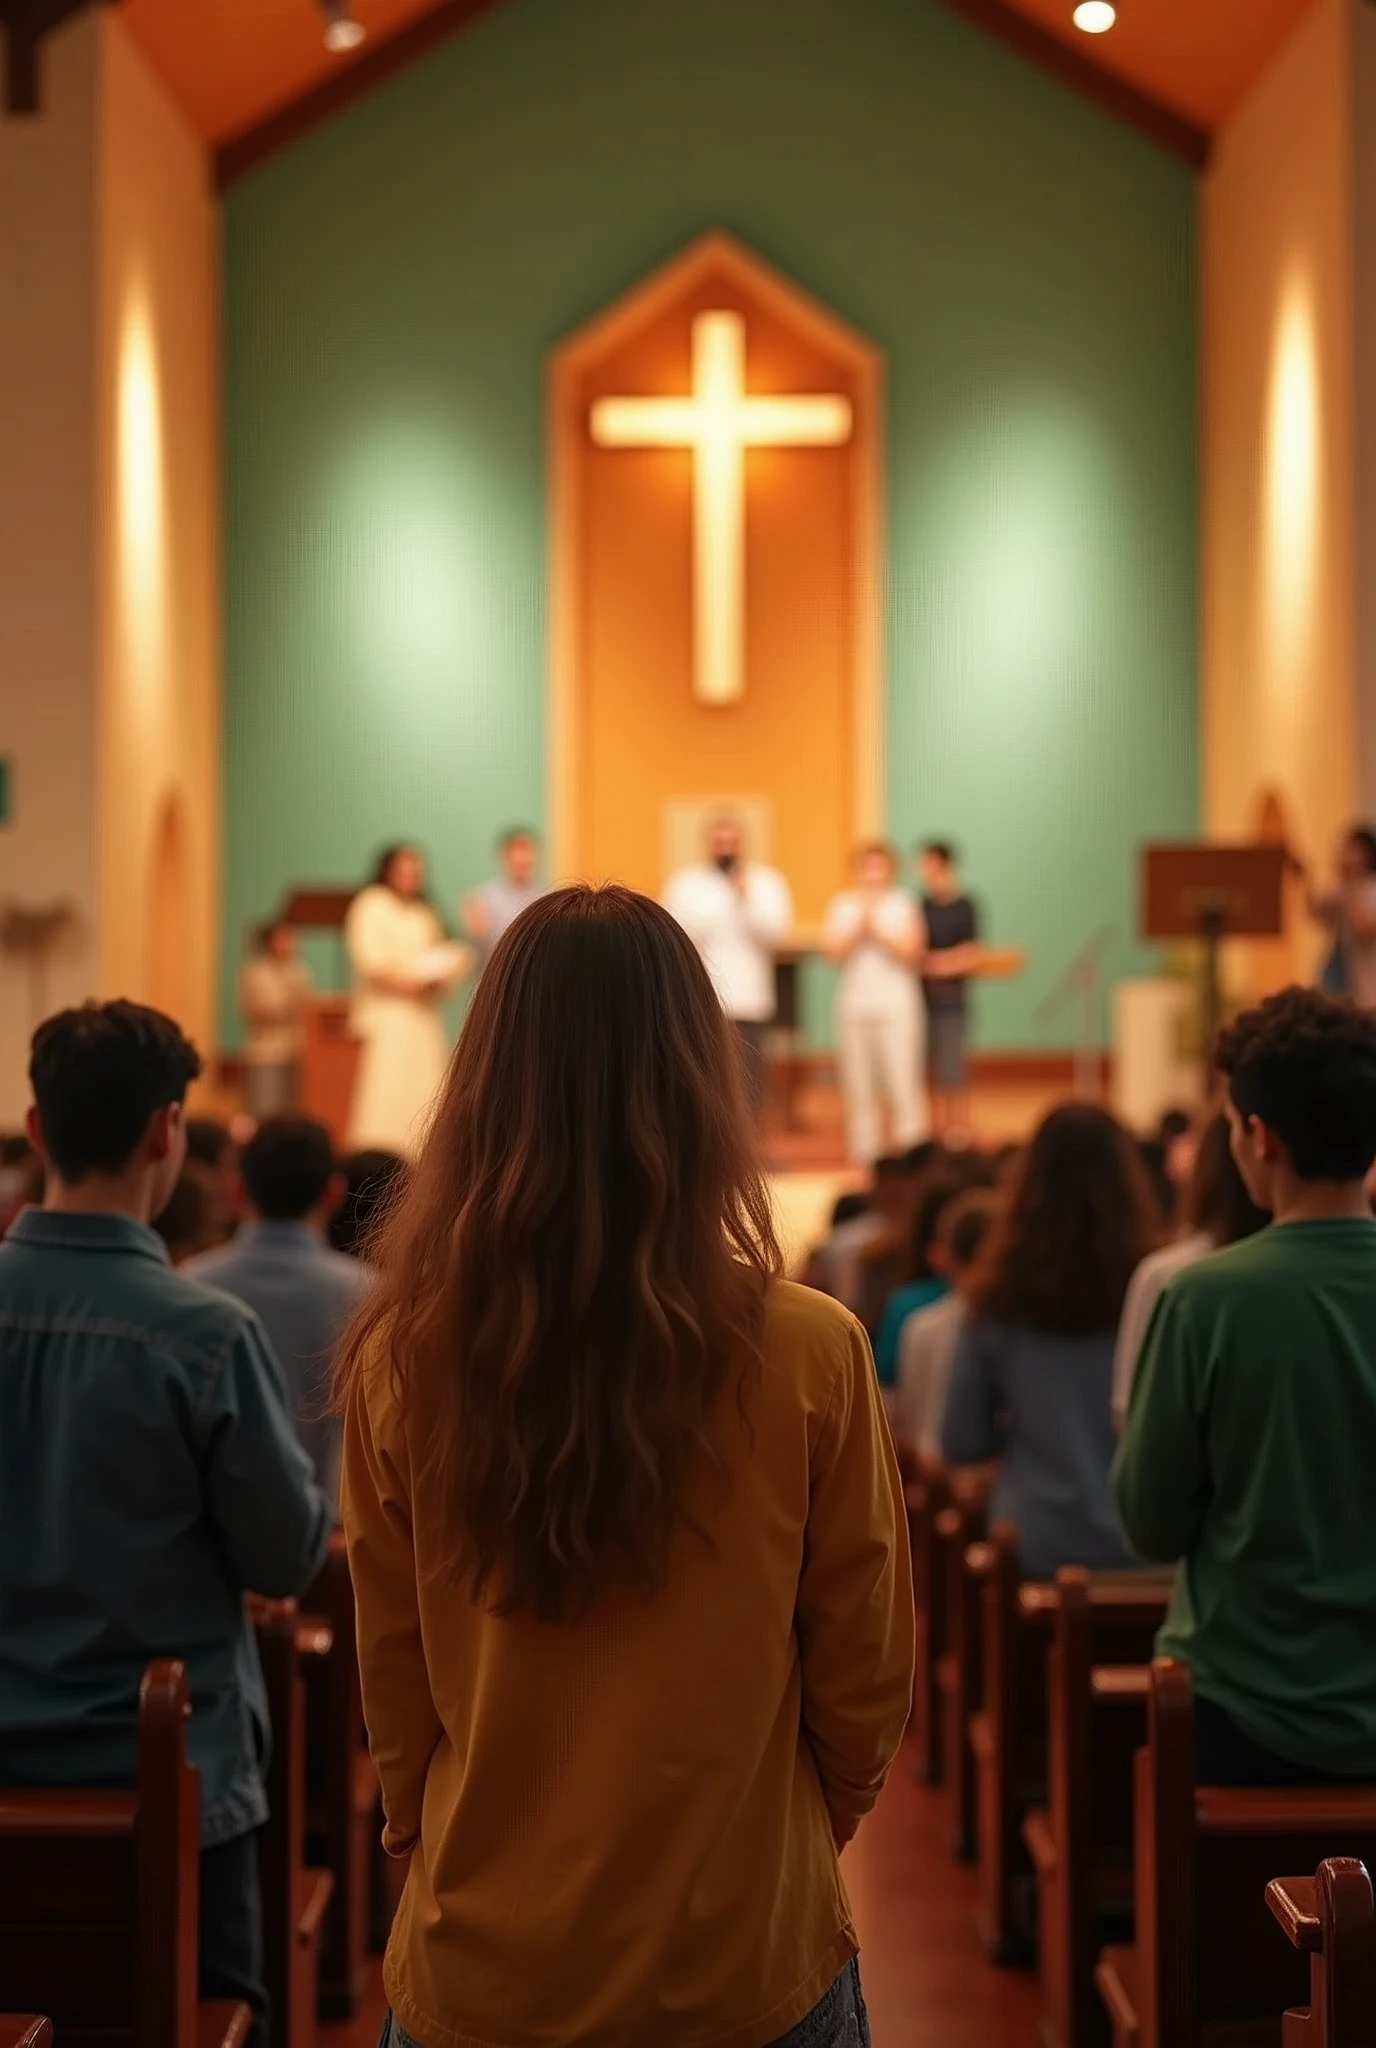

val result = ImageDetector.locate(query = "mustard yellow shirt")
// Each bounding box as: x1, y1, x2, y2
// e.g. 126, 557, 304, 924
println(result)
342, 1280, 914, 2048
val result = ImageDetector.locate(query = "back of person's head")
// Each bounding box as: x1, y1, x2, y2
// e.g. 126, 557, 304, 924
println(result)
1186, 1110, 1271, 1242
329, 1148, 409, 1256
941, 1187, 1000, 1275
1137, 1136, 1176, 1228
240, 1115, 337, 1222
153, 1161, 217, 1265
968, 1102, 1161, 1334
29, 1001, 202, 1183
336, 884, 783, 1621
1346, 826, 1376, 874
1215, 987, 1376, 1182
0, 1134, 43, 1233
829, 1190, 871, 1230
185, 1116, 231, 1170
905, 1162, 990, 1282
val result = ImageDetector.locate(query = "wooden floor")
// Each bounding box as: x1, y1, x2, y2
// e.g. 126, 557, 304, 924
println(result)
323, 1741, 1041, 2048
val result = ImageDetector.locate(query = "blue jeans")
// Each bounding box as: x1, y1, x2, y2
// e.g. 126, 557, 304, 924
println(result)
378, 1958, 871, 2047
200, 1829, 269, 2048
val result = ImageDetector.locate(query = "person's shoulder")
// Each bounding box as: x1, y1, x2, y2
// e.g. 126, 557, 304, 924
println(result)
1158, 1227, 1279, 1309
310, 1241, 372, 1301
763, 1280, 864, 1384
140, 1258, 267, 1359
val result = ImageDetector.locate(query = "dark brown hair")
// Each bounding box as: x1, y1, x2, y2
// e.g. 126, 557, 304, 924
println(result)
334, 885, 782, 1621
903, 1160, 992, 1283
1185, 1111, 1270, 1243
967, 1103, 1161, 1334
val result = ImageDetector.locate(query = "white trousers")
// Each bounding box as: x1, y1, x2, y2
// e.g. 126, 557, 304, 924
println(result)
837, 1005, 931, 1165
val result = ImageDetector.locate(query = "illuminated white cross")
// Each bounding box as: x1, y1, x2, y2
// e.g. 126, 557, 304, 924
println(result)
590, 309, 852, 706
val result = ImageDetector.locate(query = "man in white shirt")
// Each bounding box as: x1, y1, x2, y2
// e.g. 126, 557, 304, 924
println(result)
663, 817, 794, 1106
824, 842, 930, 1164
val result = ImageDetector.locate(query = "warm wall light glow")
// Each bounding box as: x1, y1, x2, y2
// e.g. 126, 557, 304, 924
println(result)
1263, 273, 1320, 676
590, 309, 851, 706
1072, 2, 1117, 32
116, 289, 167, 702
322, 0, 366, 52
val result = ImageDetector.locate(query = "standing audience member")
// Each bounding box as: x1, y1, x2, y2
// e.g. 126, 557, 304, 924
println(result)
0, 1002, 330, 2046
461, 827, 546, 967
185, 1117, 239, 1247
1298, 825, 1376, 1005
337, 886, 912, 2048
240, 920, 313, 1118
329, 1147, 409, 1258
942, 1104, 1159, 1577
152, 1162, 220, 1265
663, 816, 794, 1111
1111, 1111, 1269, 1428
894, 1188, 1000, 1458
824, 843, 929, 1166
188, 1115, 370, 1511
918, 842, 981, 1144
1115, 988, 1376, 1786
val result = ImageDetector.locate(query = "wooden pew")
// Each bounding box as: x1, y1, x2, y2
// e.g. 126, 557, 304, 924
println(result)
252, 1608, 335, 2048
0, 2021, 52, 2048
1022, 1567, 1170, 2048
0, 1660, 251, 2048
1095, 1660, 1376, 2048
935, 1482, 989, 1860
302, 1534, 382, 2018
1266, 1859, 1376, 2048
906, 1463, 952, 1784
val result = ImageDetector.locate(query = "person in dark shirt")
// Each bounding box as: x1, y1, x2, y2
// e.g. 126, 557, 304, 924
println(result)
0, 1002, 330, 2045
918, 842, 981, 1143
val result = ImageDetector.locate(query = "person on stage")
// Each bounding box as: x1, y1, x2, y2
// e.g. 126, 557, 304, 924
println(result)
461, 826, 546, 968
663, 816, 793, 1105
345, 845, 470, 1155
824, 843, 930, 1165
239, 919, 313, 1119
1296, 824, 1376, 1007
918, 841, 982, 1143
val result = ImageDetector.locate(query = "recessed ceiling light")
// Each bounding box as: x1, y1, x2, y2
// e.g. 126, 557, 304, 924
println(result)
1073, 1, 1117, 31
322, 0, 367, 52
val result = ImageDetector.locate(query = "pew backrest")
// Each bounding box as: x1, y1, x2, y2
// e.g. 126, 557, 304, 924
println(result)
1267, 1859, 1376, 2048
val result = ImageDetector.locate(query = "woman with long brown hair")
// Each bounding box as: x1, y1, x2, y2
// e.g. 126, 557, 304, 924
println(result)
940, 1102, 1160, 1577
337, 886, 912, 2048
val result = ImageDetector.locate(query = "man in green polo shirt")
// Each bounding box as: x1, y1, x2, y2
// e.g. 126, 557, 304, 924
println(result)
1114, 985, 1376, 1785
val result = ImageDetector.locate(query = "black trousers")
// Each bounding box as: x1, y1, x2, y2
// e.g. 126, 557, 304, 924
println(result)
1194, 1694, 1368, 1789
200, 1830, 269, 2048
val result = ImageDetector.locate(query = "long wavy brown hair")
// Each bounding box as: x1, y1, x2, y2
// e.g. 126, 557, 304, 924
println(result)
966, 1103, 1161, 1334
334, 884, 782, 1622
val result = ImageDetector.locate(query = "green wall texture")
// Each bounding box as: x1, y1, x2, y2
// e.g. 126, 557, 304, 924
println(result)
222, 0, 1198, 1050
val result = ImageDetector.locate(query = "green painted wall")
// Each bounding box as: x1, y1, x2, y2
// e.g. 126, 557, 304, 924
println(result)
222, 0, 1198, 1050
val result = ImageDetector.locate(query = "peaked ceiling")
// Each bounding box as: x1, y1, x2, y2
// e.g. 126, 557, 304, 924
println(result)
118, 0, 1319, 166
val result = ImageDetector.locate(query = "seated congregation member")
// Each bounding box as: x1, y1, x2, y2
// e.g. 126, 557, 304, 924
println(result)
188, 1114, 370, 1511
872, 1161, 987, 1390
338, 886, 913, 2048
942, 1104, 1160, 1578
0, 1001, 331, 2045
1111, 1110, 1269, 1428
824, 842, 929, 1166
329, 1145, 410, 1257
894, 1187, 1000, 1458
1115, 988, 1376, 1786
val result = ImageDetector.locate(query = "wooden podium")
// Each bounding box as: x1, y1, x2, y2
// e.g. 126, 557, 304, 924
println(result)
1142, 844, 1286, 1063
280, 887, 361, 1145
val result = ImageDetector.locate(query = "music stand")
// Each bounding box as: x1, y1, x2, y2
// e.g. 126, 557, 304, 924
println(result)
1142, 844, 1286, 1069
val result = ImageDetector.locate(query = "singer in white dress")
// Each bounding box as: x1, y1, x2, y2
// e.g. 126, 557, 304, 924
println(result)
345, 845, 470, 1155
824, 842, 931, 1165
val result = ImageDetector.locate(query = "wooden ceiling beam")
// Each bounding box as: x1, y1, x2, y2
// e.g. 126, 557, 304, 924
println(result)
933, 0, 1211, 170
215, 0, 504, 190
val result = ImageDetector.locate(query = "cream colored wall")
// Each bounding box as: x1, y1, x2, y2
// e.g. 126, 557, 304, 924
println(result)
1202, 0, 1356, 991
96, 13, 220, 1064
0, 16, 100, 1125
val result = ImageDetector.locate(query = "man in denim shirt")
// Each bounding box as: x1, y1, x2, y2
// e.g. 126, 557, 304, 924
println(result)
0, 1001, 331, 2046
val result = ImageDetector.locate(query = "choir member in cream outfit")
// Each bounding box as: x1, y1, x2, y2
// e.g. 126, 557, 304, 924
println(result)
345, 845, 470, 1155
663, 816, 794, 1108
824, 842, 931, 1165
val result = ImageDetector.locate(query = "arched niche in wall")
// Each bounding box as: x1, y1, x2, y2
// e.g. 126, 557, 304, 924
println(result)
146, 788, 191, 1024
